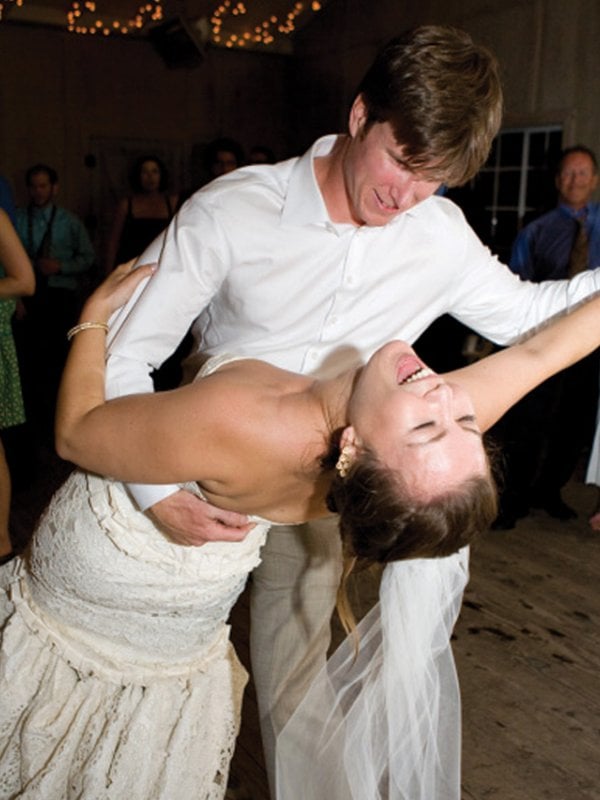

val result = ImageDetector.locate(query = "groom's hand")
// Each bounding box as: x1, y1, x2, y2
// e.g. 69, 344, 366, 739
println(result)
149, 490, 254, 546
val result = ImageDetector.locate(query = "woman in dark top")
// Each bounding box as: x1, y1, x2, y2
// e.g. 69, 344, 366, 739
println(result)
104, 155, 178, 274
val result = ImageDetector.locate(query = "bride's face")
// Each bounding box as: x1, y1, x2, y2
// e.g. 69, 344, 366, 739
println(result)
346, 341, 488, 499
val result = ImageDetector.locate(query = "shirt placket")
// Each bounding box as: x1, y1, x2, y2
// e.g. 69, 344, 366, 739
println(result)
302, 225, 366, 375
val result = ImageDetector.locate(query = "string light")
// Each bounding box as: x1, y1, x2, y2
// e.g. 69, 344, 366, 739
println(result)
65, 0, 163, 36
211, 0, 322, 49
0, 0, 322, 46
0, 0, 24, 22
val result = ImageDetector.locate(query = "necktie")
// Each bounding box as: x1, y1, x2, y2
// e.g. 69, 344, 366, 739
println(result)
567, 216, 589, 277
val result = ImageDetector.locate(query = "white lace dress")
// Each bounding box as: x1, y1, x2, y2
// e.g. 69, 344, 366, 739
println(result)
0, 469, 271, 799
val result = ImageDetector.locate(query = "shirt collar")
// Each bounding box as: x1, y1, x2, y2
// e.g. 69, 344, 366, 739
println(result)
559, 201, 592, 221
282, 134, 339, 227
29, 203, 55, 220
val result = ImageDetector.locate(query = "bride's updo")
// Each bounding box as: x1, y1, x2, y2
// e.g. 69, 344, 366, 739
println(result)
326, 448, 498, 566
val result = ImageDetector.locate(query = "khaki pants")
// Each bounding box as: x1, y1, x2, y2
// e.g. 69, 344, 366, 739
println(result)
249, 517, 342, 797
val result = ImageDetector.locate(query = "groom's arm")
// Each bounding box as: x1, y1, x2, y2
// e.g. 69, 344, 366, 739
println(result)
105, 199, 252, 543
439, 212, 600, 344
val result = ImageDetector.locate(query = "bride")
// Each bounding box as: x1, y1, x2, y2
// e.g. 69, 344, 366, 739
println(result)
2, 261, 600, 799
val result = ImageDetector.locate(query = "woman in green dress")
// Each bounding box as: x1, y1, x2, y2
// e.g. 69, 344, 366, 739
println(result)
0, 207, 35, 560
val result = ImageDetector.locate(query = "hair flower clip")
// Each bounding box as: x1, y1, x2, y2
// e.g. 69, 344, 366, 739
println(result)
336, 446, 355, 478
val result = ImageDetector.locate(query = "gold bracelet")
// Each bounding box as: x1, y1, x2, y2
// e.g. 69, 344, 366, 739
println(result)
66, 321, 109, 341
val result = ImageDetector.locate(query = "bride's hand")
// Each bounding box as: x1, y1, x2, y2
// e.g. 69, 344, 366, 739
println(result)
81, 260, 157, 323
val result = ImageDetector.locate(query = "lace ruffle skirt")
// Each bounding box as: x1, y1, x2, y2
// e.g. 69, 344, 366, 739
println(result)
0, 471, 271, 799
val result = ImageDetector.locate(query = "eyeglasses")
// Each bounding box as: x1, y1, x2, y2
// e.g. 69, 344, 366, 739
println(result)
559, 169, 596, 179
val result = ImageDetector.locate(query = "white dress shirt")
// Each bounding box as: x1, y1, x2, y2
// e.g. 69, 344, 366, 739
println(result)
106, 135, 600, 509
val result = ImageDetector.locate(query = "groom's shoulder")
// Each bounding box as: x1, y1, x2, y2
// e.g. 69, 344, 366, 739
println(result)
191, 159, 296, 215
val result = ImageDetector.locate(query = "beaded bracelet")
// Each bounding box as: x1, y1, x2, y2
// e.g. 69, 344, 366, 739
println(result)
66, 321, 109, 341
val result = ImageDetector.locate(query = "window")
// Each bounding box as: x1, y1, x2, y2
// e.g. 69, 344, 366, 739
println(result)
448, 126, 563, 262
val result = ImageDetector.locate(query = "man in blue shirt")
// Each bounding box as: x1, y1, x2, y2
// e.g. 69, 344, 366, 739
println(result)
511, 147, 600, 279
497, 146, 600, 525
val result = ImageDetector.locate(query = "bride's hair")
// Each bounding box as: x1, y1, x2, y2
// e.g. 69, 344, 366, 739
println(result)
328, 448, 497, 562
323, 444, 498, 634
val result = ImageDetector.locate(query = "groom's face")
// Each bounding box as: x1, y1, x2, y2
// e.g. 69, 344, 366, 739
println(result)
343, 96, 441, 227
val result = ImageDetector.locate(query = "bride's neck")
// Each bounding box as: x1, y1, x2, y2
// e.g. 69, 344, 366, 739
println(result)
311, 368, 357, 436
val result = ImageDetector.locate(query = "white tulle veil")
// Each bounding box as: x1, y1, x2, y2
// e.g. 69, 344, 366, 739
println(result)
275, 546, 469, 799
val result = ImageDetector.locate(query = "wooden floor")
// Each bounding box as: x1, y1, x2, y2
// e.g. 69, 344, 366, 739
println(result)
8, 445, 600, 800
457, 477, 600, 800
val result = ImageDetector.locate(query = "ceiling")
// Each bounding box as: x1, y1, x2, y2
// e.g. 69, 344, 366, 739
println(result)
0, 0, 328, 53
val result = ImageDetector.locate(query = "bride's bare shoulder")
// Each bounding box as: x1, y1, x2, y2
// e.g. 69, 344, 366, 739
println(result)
180, 359, 306, 434
198, 358, 306, 393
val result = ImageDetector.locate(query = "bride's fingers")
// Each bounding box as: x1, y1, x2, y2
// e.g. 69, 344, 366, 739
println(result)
110, 265, 156, 308
113, 258, 137, 275
112, 260, 155, 284
84, 261, 157, 317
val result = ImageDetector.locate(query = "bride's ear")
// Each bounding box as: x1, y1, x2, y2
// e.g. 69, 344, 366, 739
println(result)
339, 426, 361, 455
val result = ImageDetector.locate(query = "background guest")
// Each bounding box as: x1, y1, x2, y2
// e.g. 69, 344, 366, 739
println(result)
248, 145, 276, 165
0, 207, 35, 560
104, 154, 178, 274
493, 145, 600, 528
14, 163, 95, 440
204, 136, 245, 181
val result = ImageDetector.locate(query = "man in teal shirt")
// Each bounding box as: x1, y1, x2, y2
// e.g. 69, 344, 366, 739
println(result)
16, 164, 95, 292
15, 163, 95, 439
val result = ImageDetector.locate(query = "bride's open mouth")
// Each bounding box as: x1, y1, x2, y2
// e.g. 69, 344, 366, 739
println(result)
396, 354, 434, 384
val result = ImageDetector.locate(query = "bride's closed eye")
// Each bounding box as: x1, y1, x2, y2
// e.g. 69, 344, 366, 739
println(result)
412, 415, 477, 432
412, 421, 435, 431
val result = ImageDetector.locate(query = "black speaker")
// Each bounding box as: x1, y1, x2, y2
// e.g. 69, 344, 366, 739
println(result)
149, 17, 205, 69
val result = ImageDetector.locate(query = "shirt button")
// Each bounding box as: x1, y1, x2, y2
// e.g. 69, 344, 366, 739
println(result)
329, 316, 338, 326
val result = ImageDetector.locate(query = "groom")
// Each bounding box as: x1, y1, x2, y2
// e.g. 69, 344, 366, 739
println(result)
106, 25, 600, 795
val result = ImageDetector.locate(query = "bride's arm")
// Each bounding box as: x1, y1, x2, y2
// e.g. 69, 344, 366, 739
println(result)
55, 263, 244, 484
445, 292, 600, 433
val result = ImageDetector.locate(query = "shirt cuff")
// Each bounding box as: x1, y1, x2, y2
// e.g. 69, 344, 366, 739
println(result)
126, 482, 180, 511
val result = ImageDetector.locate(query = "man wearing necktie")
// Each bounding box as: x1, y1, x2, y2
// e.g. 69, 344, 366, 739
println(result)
14, 164, 95, 442
494, 146, 600, 526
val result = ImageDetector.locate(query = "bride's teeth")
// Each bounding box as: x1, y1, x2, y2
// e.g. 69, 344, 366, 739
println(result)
402, 366, 433, 384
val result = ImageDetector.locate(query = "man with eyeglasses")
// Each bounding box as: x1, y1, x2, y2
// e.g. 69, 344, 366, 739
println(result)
496, 146, 600, 527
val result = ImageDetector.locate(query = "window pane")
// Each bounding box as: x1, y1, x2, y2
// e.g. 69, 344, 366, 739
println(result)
528, 133, 548, 166
498, 132, 524, 166
548, 130, 563, 168
477, 171, 495, 202
491, 210, 520, 260
486, 137, 498, 167
497, 170, 521, 206
526, 167, 555, 209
